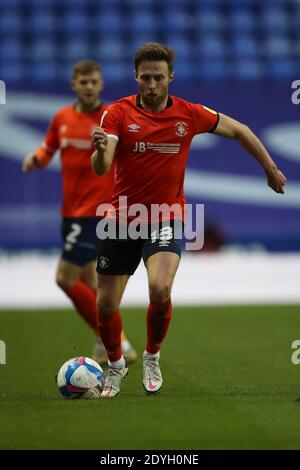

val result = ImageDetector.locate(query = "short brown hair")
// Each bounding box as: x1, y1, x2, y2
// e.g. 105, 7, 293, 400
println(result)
72, 59, 102, 78
134, 42, 175, 74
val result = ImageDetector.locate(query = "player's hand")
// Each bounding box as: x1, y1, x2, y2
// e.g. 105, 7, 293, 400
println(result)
93, 127, 108, 153
265, 167, 287, 194
22, 153, 39, 172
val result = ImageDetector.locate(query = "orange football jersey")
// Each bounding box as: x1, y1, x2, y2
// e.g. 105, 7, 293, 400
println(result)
35, 103, 113, 217
103, 95, 219, 222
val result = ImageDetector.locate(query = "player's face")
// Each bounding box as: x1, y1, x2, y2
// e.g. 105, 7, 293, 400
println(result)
71, 71, 104, 109
135, 61, 173, 107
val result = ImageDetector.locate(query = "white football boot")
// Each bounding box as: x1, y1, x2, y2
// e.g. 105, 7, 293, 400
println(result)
143, 352, 163, 395
101, 362, 128, 399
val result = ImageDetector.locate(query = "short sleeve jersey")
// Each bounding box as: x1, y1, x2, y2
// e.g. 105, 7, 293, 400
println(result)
35, 103, 114, 218
102, 95, 219, 222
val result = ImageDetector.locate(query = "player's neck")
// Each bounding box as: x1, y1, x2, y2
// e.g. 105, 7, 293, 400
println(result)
139, 95, 169, 114
75, 100, 101, 113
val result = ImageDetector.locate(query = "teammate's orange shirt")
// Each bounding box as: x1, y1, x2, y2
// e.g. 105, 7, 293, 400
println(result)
35, 103, 113, 217
103, 95, 219, 222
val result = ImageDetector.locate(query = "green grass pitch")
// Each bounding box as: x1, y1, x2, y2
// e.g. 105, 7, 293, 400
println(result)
1, 305, 300, 450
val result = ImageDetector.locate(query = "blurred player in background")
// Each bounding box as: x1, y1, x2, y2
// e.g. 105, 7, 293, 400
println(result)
22, 59, 137, 365
91, 42, 286, 398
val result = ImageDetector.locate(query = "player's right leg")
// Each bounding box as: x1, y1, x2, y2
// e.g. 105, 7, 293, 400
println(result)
95, 235, 142, 398
96, 273, 130, 398
80, 255, 138, 366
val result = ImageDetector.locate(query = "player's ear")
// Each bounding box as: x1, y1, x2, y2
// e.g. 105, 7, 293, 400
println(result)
99, 79, 105, 92
169, 72, 174, 83
70, 79, 76, 92
134, 70, 138, 81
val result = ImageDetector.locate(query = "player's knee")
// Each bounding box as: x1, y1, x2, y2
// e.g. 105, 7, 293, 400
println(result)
149, 283, 171, 303
56, 272, 75, 291
97, 295, 119, 316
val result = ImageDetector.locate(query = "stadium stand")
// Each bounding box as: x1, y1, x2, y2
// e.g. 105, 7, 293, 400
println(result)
0, 0, 299, 83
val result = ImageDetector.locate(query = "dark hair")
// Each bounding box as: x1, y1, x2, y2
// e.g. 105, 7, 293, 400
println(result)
72, 59, 102, 78
134, 42, 175, 74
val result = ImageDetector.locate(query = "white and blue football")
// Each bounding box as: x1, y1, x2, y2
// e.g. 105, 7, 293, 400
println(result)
57, 356, 105, 399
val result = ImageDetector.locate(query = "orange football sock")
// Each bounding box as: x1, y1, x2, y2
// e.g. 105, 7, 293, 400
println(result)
146, 299, 172, 354
98, 310, 122, 362
65, 281, 98, 332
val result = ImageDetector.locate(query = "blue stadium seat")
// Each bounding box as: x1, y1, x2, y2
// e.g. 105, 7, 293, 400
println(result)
128, 11, 158, 34
126, 0, 157, 5
0, 41, 22, 61
0, 14, 22, 35
62, 12, 90, 34
60, 41, 90, 62
229, 0, 257, 5
97, 39, 126, 61
235, 59, 265, 79
0, 0, 20, 8
26, 0, 55, 8
164, 36, 192, 61
30, 41, 56, 61
195, 60, 230, 79
231, 0, 288, 5
231, 36, 259, 59
261, 8, 290, 32
89, 0, 126, 7
56, 0, 88, 8
195, 36, 227, 59
230, 9, 256, 32
293, 7, 300, 29
265, 36, 291, 58
27, 11, 56, 35
158, 0, 194, 5
0, 62, 24, 83
31, 63, 57, 82
173, 60, 194, 80
163, 10, 194, 33
103, 63, 129, 81
57, 62, 74, 81
195, 9, 226, 33
268, 59, 295, 78
92, 10, 124, 34
255, 0, 288, 4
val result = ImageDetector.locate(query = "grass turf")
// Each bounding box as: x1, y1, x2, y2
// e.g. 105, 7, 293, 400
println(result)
0, 305, 300, 450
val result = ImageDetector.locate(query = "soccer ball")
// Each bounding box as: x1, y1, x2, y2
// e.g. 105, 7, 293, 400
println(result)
56, 356, 105, 399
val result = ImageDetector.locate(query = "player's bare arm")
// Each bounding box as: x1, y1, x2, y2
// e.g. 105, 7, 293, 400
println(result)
22, 153, 40, 172
213, 113, 287, 194
91, 127, 117, 176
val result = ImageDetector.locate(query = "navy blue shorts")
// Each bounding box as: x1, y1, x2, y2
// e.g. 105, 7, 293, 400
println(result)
61, 217, 99, 266
96, 220, 183, 275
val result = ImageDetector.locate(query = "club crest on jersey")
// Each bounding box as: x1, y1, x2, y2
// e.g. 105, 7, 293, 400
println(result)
175, 121, 188, 137
128, 123, 140, 132
98, 256, 109, 269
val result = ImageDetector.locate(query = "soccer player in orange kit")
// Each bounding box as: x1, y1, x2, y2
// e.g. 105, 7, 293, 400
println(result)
22, 60, 137, 365
91, 43, 286, 398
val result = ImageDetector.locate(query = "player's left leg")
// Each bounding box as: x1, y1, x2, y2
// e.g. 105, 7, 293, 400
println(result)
80, 261, 138, 365
143, 251, 180, 394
